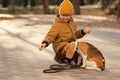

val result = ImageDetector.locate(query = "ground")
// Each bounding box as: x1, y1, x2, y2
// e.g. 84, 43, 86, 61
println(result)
0, 14, 120, 80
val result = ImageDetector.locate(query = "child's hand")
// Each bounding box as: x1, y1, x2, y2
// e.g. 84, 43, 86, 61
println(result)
84, 27, 90, 34
39, 43, 46, 51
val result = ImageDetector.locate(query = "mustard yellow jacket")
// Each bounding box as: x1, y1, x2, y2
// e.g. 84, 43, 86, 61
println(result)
42, 15, 85, 53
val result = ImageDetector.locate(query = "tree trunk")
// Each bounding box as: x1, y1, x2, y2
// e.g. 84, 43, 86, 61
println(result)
101, 0, 114, 10
102, 0, 120, 20
2, 0, 8, 7
30, 0, 36, 7
101, 0, 109, 10
10, 0, 15, 13
79, 0, 84, 6
117, 0, 120, 19
42, 0, 50, 14
71, 0, 80, 15
23, 0, 28, 8
87, 0, 94, 4
105, 0, 119, 15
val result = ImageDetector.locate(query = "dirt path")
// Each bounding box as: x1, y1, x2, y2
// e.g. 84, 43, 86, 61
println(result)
0, 15, 120, 80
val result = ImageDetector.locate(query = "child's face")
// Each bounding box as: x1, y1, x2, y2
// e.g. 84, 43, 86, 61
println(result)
61, 15, 71, 23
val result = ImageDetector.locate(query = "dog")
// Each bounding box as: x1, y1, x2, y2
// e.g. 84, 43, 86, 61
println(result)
65, 41, 105, 71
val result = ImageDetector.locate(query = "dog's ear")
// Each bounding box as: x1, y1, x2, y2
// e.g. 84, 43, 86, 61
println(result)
66, 43, 76, 59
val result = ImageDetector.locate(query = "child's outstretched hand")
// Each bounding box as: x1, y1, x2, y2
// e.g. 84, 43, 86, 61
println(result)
83, 27, 91, 34
39, 43, 46, 51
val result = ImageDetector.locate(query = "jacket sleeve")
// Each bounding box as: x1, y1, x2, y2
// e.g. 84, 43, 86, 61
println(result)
42, 24, 58, 47
75, 29, 86, 39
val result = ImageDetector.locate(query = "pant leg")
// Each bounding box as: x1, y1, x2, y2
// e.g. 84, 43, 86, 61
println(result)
54, 47, 66, 64
72, 51, 82, 65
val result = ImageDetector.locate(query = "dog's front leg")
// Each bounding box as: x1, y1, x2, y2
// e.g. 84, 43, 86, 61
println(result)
81, 55, 87, 68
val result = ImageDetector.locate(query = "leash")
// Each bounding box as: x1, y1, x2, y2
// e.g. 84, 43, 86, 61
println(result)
76, 42, 81, 54
43, 64, 81, 73
76, 42, 83, 66
43, 64, 65, 73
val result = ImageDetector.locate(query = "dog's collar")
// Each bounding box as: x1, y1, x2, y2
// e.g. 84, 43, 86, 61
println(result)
76, 42, 81, 54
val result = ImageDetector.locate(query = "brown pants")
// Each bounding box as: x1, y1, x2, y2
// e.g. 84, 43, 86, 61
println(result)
54, 47, 80, 64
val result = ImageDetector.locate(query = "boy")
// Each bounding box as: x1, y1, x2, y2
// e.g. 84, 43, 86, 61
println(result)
39, 0, 90, 65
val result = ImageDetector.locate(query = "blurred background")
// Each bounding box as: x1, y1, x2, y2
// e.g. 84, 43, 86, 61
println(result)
0, 0, 120, 19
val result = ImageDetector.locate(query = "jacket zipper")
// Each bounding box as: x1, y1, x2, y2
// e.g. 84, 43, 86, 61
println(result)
67, 24, 76, 41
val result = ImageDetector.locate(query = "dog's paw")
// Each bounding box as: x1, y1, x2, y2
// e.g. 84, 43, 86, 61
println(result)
81, 65, 85, 68
85, 66, 101, 71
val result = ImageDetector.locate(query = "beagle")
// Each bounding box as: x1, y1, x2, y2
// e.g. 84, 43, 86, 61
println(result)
65, 42, 105, 71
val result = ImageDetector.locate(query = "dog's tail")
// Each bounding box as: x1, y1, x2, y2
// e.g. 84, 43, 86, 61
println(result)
101, 58, 105, 71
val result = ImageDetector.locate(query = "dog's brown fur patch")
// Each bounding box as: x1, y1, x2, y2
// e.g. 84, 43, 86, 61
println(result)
79, 42, 105, 70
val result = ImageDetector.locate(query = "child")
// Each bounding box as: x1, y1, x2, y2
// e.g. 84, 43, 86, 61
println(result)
39, 0, 90, 65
